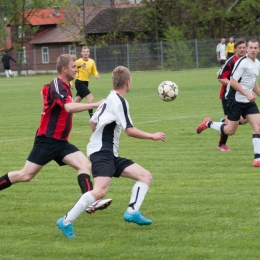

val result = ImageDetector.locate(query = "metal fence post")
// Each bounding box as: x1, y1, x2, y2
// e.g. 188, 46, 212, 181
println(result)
127, 43, 129, 69
160, 41, 164, 70
195, 39, 199, 69
94, 45, 97, 66
34, 49, 36, 74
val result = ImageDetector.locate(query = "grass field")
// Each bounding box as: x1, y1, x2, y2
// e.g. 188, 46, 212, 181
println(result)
1, 68, 260, 260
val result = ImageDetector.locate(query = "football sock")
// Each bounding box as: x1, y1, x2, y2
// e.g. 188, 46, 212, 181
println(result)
219, 132, 228, 146
127, 181, 149, 213
89, 109, 93, 118
0, 173, 12, 191
208, 122, 223, 132
252, 134, 260, 160
78, 173, 93, 194
5, 71, 9, 78
64, 192, 95, 224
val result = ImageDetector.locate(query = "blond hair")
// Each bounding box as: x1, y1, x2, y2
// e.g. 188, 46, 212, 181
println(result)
82, 46, 89, 51
56, 54, 76, 74
112, 66, 131, 90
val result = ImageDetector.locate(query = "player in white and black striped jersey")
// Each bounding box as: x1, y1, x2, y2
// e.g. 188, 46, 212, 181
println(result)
197, 39, 260, 167
57, 66, 165, 238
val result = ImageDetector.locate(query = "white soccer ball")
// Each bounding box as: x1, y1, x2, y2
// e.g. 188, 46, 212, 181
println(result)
158, 81, 179, 102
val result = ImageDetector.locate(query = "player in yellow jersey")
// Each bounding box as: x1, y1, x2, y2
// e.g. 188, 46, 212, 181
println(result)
226, 37, 235, 58
74, 46, 100, 118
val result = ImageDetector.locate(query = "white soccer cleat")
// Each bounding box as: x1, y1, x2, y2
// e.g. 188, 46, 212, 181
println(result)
86, 198, 112, 214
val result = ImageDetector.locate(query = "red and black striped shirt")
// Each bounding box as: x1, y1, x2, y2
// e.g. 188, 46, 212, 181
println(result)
36, 78, 73, 141
218, 55, 238, 100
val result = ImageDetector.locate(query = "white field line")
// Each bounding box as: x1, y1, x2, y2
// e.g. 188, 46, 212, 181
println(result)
0, 113, 220, 143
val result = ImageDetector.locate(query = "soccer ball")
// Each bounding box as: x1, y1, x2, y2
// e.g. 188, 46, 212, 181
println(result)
158, 81, 179, 102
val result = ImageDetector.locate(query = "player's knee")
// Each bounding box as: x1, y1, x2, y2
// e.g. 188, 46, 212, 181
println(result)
19, 171, 34, 182
140, 171, 153, 185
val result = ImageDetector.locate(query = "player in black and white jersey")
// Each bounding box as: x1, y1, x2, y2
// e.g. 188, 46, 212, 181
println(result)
196, 39, 260, 167
57, 66, 165, 238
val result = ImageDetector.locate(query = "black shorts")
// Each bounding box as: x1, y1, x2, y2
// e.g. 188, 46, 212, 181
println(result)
221, 99, 228, 115
27, 136, 79, 166
227, 52, 234, 59
220, 59, 226, 65
4, 66, 10, 70
90, 150, 135, 178
75, 80, 90, 98
227, 99, 259, 121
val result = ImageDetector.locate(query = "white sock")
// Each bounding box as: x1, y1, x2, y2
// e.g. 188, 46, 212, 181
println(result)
5, 71, 9, 78
209, 122, 223, 132
8, 70, 13, 76
127, 181, 149, 213
252, 136, 260, 157
64, 192, 95, 225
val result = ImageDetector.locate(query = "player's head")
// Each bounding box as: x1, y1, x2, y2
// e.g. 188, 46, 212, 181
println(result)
229, 37, 233, 43
56, 54, 77, 80
221, 38, 226, 44
81, 46, 90, 60
112, 66, 131, 91
247, 39, 259, 59
234, 38, 247, 58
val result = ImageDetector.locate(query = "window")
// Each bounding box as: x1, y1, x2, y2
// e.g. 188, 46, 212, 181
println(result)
18, 26, 25, 39
42, 47, 49, 63
69, 45, 76, 56
18, 47, 26, 63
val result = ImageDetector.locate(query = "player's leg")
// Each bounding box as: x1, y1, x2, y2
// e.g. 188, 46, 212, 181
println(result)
0, 160, 43, 190
4, 69, 9, 78
246, 113, 260, 167
57, 176, 112, 238
8, 70, 13, 76
74, 79, 83, 103
86, 93, 94, 118
218, 99, 230, 151
61, 146, 112, 213
121, 162, 153, 225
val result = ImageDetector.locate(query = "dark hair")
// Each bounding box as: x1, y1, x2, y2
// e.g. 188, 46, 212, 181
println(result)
234, 38, 247, 49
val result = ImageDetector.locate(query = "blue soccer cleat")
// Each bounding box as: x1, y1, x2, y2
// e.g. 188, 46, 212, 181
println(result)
56, 217, 76, 238
124, 211, 152, 225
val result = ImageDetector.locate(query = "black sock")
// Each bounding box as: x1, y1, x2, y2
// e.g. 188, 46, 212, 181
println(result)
78, 173, 93, 194
0, 173, 12, 191
219, 132, 228, 146
89, 109, 93, 118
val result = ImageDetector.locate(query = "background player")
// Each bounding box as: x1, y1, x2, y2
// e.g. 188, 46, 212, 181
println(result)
74, 46, 99, 118
57, 66, 165, 238
217, 38, 247, 151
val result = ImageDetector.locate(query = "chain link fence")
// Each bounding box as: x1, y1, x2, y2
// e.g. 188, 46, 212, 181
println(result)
1, 37, 259, 76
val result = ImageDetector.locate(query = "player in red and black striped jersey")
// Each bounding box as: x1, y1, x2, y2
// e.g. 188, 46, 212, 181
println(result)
217, 38, 247, 151
0, 54, 112, 219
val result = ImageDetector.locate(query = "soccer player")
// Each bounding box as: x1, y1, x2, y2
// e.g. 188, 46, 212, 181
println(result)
226, 37, 235, 59
1, 51, 16, 77
0, 54, 112, 217
217, 38, 247, 151
216, 38, 226, 74
57, 66, 165, 238
74, 46, 99, 118
196, 39, 260, 167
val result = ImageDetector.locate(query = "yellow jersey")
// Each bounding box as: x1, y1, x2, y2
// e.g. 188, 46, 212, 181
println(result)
226, 42, 235, 55
76, 58, 99, 81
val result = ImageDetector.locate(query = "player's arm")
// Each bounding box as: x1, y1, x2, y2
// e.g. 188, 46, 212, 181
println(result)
218, 78, 229, 85
64, 99, 103, 113
125, 126, 165, 142
92, 62, 99, 80
253, 82, 260, 97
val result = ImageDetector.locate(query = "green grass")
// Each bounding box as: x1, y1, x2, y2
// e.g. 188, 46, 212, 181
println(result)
1, 69, 260, 260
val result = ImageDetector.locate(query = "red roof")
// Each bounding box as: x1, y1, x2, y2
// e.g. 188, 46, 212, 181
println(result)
25, 8, 65, 26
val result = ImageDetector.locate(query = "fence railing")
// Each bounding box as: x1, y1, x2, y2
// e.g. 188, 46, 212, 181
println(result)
1, 37, 259, 76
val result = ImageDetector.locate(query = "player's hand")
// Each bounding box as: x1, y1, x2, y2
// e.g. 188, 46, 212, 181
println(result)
246, 93, 256, 102
152, 132, 165, 142
96, 99, 104, 107
96, 75, 100, 80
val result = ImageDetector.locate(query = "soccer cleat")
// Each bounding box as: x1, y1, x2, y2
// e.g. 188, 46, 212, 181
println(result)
196, 117, 211, 134
124, 211, 152, 226
56, 217, 76, 238
217, 144, 231, 151
220, 118, 226, 123
252, 160, 260, 167
86, 198, 112, 214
